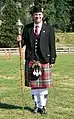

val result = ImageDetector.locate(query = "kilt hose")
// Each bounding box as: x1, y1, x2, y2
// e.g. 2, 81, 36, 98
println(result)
25, 61, 53, 89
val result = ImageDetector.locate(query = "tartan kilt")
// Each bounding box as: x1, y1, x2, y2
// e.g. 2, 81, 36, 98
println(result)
25, 61, 53, 88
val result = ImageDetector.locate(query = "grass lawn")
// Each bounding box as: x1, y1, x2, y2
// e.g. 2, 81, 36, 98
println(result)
0, 54, 74, 119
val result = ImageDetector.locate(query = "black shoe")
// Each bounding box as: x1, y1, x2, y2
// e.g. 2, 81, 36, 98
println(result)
40, 107, 47, 114
33, 107, 38, 113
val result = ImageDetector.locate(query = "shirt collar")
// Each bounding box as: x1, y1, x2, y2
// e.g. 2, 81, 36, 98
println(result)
34, 22, 43, 28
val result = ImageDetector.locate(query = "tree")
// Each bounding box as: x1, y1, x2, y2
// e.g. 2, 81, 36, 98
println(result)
0, 0, 3, 9
71, 0, 74, 31
0, 0, 18, 47
67, 0, 74, 31
44, 0, 56, 26
54, 0, 70, 32
0, 0, 34, 48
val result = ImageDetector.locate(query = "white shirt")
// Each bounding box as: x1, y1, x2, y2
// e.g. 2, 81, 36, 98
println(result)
34, 22, 43, 35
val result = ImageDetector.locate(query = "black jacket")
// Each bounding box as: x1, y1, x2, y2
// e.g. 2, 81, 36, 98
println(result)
22, 23, 56, 64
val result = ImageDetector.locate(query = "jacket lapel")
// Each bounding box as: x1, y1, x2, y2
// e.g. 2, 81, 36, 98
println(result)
28, 23, 34, 44
40, 23, 47, 41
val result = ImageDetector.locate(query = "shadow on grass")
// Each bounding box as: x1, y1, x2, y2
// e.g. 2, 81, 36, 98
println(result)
0, 103, 33, 112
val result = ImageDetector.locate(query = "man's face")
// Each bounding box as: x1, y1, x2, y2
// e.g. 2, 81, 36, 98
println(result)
33, 12, 43, 24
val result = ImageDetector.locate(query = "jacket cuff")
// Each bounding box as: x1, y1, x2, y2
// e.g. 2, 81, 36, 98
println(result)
50, 57, 56, 64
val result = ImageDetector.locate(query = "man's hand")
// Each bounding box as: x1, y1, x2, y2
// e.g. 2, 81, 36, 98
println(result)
49, 64, 53, 68
17, 34, 22, 41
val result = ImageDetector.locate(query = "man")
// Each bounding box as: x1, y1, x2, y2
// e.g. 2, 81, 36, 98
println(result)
17, 5, 56, 114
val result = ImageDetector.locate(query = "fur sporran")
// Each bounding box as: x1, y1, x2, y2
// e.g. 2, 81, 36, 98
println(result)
29, 60, 43, 80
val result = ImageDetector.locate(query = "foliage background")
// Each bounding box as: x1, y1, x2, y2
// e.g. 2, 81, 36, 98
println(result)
0, 0, 74, 47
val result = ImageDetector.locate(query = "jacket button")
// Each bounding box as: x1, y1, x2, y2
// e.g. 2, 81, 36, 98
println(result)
35, 45, 37, 48
47, 54, 50, 56
35, 49, 37, 52
35, 42, 37, 44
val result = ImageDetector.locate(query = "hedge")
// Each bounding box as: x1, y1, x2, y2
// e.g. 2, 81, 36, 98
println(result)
55, 32, 74, 46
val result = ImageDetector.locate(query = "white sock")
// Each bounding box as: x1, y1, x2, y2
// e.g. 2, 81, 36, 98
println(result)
34, 95, 40, 108
39, 89, 48, 108
31, 89, 40, 108
31, 89, 48, 108
40, 94, 45, 108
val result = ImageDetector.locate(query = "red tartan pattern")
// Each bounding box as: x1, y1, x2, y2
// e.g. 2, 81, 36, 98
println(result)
25, 63, 53, 88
